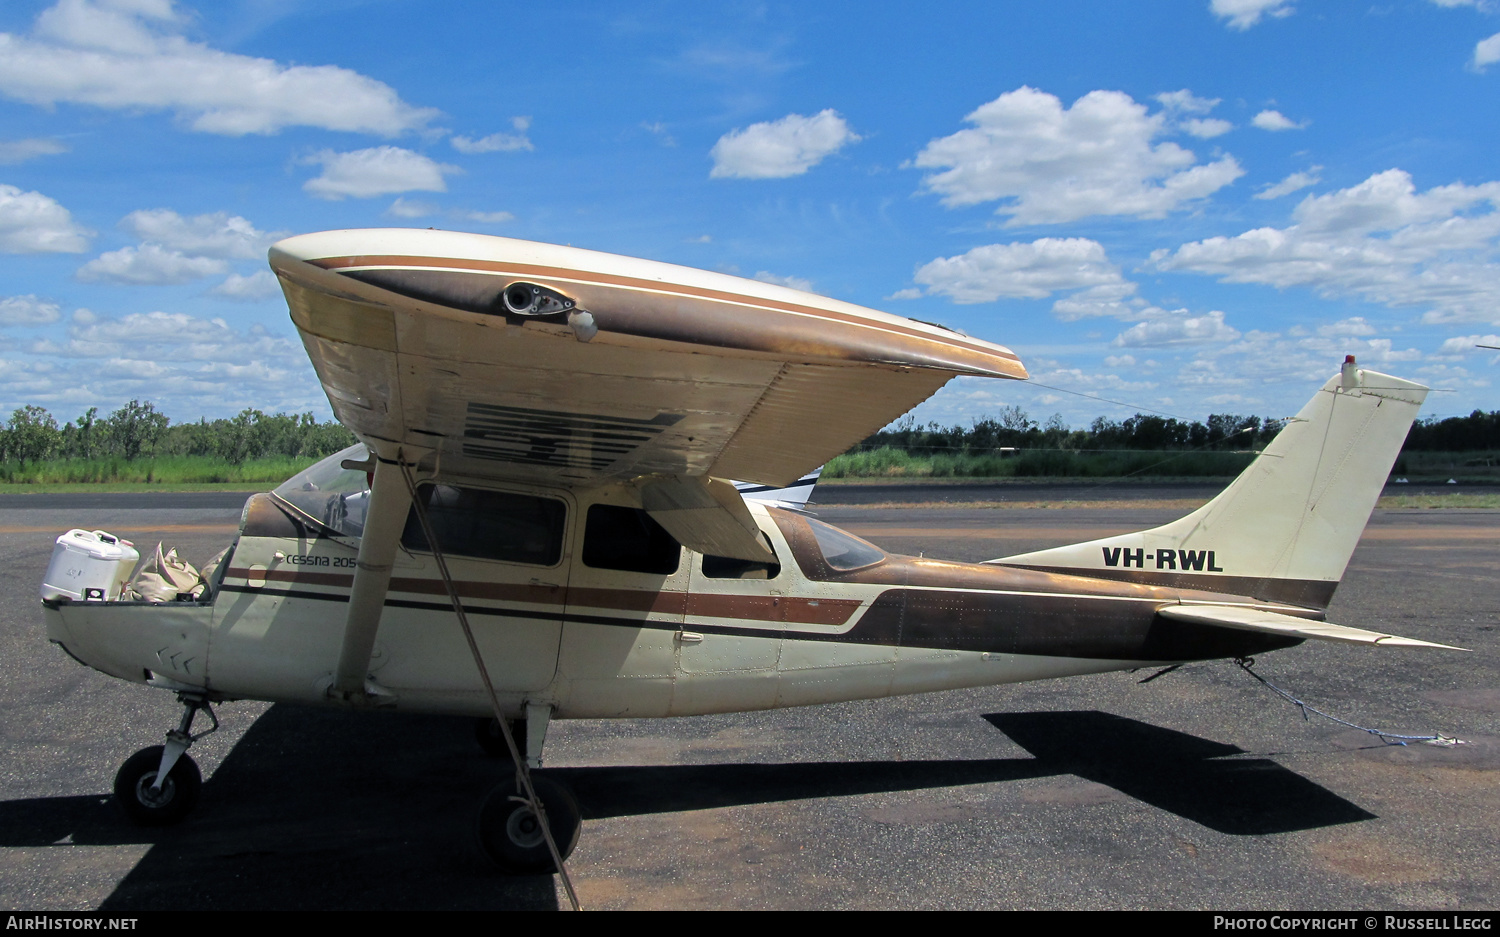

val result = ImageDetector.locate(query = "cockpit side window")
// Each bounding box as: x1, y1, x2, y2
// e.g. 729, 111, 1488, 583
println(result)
402, 484, 567, 566
582, 505, 681, 574
271, 443, 372, 538
805, 518, 886, 571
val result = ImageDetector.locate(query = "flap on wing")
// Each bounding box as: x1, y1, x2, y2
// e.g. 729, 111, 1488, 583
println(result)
1158, 604, 1465, 650
640, 477, 776, 563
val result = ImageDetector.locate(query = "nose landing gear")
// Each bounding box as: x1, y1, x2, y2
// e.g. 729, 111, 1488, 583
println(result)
113, 693, 218, 826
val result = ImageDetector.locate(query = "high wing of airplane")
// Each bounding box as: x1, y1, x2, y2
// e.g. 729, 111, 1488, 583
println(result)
40, 229, 1459, 885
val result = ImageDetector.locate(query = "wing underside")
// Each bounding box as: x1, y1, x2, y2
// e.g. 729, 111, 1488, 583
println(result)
271, 230, 1027, 489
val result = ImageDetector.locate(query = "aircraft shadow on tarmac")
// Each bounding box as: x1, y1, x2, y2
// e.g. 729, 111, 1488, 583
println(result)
984, 711, 1376, 835
0, 705, 1372, 910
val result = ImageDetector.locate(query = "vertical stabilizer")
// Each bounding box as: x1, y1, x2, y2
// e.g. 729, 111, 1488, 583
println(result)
989, 363, 1428, 608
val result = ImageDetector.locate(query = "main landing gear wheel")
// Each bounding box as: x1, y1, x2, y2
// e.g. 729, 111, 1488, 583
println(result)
114, 745, 202, 826
474, 716, 527, 760
476, 775, 581, 875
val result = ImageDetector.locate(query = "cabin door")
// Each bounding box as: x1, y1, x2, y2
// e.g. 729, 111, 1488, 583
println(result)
376, 483, 571, 694
561, 501, 688, 689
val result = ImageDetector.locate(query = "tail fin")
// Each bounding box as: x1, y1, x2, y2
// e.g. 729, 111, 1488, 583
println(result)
735, 467, 822, 511
989, 361, 1428, 609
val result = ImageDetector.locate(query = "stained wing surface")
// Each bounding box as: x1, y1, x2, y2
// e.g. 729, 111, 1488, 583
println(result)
269, 229, 1027, 492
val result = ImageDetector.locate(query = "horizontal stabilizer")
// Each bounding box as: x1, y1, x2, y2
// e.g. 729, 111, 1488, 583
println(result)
735, 467, 821, 511
1158, 604, 1465, 650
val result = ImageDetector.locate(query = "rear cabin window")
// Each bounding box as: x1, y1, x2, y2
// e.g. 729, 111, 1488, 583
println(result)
402, 484, 566, 566
582, 505, 681, 574
702, 533, 781, 580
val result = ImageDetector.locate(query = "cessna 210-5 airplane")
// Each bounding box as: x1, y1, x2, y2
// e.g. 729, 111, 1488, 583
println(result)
41, 228, 1458, 877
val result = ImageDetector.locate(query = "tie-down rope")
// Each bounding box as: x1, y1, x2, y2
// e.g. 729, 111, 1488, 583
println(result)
399, 460, 584, 911
1234, 657, 1459, 747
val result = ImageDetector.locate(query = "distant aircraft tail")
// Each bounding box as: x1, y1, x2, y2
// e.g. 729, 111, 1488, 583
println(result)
989, 360, 1428, 609
734, 468, 822, 511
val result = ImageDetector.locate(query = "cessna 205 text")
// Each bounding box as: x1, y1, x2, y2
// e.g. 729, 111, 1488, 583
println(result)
42, 228, 1457, 875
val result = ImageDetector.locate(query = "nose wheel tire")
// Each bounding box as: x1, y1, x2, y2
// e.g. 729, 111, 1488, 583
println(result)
114, 745, 202, 827
476, 775, 580, 874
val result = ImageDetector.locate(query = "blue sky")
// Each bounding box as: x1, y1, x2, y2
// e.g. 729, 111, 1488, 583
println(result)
2, 0, 1499, 430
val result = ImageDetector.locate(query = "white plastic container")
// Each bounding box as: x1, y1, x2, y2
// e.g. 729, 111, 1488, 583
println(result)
41, 529, 140, 602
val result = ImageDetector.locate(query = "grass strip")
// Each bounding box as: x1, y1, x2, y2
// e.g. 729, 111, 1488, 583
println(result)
822, 494, 1500, 511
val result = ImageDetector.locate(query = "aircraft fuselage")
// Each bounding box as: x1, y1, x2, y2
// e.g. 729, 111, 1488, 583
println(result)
44, 483, 1303, 721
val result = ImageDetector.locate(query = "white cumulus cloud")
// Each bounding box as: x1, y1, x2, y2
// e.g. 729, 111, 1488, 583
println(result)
210, 270, 281, 301
1155, 90, 1232, 138
1255, 168, 1321, 200
913, 87, 1244, 225
1474, 32, 1500, 71
385, 197, 438, 219
0, 0, 438, 136
0, 294, 63, 325
452, 117, 533, 154
302, 146, 457, 200
912, 237, 1137, 308
1211, 0, 1295, 30
0, 137, 68, 164
753, 271, 816, 293
1115, 309, 1241, 347
1154, 169, 1500, 324
710, 109, 860, 179
0, 183, 90, 252
1183, 118, 1234, 138
76, 242, 228, 284
456, 210, 515, 224
1438, 334, 1500, 353
38, 309, 301, 362
12, 307, 322, 416
119, 208, 281, 259
1316, 317, 1377, 337
1185, 331, 1423, 395
1155, 90, 1221, 115
1252, 109, 1308, 131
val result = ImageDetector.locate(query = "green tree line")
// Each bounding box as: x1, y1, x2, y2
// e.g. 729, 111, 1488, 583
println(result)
1, 400, 356, 467
855, 407, 1500, 456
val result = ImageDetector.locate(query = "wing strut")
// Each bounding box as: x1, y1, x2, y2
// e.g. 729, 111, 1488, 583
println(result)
330, 443, 431, 701
396, 460, 584, 910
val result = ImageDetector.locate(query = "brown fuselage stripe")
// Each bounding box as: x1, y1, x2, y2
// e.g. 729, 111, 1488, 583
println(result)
224, 568, 861, 626
1002, 564, 1338, 609
219, 568, 1298, 662
306, 255, 1021, 364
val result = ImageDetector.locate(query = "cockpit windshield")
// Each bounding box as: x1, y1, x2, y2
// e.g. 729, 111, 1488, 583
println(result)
271, 443, 372, 538
806, 517, 886, 571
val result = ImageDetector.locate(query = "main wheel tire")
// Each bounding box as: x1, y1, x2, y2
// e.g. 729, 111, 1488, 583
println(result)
114, 746, 201, 827
476, 775, 581, 874
473, 716, 526, 760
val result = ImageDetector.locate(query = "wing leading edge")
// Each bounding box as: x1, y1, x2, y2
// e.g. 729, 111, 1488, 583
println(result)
270, 229, 1026, 490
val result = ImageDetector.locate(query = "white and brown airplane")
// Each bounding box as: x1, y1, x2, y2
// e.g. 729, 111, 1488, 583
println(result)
41, 229, 1456, 876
